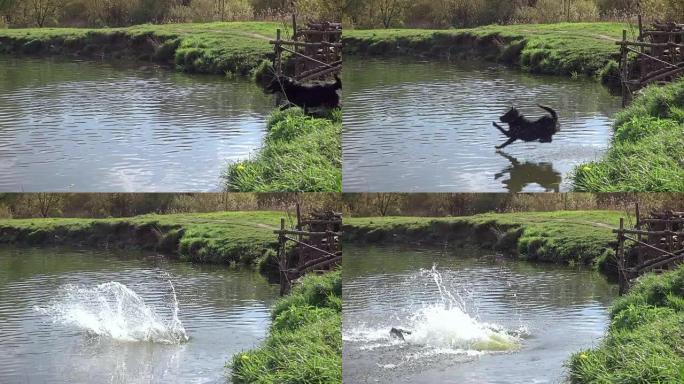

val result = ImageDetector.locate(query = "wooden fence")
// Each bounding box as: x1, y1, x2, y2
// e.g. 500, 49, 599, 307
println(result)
270, 16, 342, 82
275, 206, 342, 295
615, 205, 684, 294
617, 16, 684, 105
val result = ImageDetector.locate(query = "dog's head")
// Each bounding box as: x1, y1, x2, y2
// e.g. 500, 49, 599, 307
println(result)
265, 76, 294, 94
264, 77, 281, 93
500, 107, 521, 123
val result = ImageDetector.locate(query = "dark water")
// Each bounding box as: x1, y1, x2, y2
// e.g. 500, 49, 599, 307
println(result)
0, 57, 273, 192
343, 244, 618, 384
0, 246, 278, 383
343, 58, 622, 192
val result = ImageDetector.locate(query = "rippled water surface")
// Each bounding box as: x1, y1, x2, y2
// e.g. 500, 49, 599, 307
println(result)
343, 244, 618, 384
0, 57, 272, 191
343, 58, 622, 192
0, 246, 278, 383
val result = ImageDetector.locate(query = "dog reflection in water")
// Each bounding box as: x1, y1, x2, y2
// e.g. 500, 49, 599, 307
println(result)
495, 151, 561, 193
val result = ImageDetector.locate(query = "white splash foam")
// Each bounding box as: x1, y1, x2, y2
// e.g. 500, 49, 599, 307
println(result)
405, 304, 519, 351
346, 265, 523, 359
35, 281, 188, 344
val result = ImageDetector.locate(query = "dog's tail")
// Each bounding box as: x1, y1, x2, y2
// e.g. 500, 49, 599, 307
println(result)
333, 74, 342, 90
538, 104, 558, 121
538, 104, 559, 132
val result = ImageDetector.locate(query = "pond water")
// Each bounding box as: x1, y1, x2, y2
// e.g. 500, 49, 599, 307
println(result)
343, 244, 618, 384
343, 57, 622, 192
0, 57, 273, 192
0, 246, 279, 383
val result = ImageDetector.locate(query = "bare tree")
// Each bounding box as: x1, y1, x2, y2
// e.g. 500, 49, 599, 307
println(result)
36, 193, 63, 218
30, 0, 62, 27
375, 0, 409, 28
217, 0, 226, 21
374, 193, 398, 216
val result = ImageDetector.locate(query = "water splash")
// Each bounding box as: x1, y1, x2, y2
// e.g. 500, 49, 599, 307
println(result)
35, 281, 188, 344
405, 265, 521, 351
345, 265, 522, 355
406, 304, 519, 351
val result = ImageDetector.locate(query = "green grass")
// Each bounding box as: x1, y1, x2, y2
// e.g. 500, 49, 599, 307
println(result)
573, 78, 684, 192
345, 210, 623, 268
231, 270, 342, 384
0, 211, 284, 271
344, 22, 629, 80
568, 265, 684, 383
0, 21, 279, 75
223, 108, 342, 192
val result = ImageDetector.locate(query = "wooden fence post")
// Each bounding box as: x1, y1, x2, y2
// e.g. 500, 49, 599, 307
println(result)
275, 29, 282, 77
618, 217, 628, 295
279, 217, 288, 296
622, 29, 629, 107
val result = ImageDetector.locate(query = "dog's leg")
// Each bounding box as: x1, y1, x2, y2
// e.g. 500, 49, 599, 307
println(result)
493, 122, 511, 137
496, 150, 521, 167
496, 138, 516, 149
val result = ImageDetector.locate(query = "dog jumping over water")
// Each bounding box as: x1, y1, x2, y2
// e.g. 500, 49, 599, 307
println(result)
493, 105, 560, 149
265, 74, 342, 113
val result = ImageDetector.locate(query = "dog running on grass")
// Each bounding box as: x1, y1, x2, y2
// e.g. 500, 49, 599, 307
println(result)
265, 74, 342, 113
492, 105, 560, 149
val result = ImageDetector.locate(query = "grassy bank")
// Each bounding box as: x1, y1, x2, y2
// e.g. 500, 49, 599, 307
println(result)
0, 211, 283, 273
231, 270, 342, 384
224, 108, 342, 192
0, 22, 277, 75
344, 22, 628, 82
573, 78, 684, 192
345, 210, 622, 269
568, 265, 684, 383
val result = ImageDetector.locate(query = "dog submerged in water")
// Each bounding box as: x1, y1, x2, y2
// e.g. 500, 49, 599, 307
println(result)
265, 74, 342, 113
390, 327, 412, 341
493, 105, 560, 149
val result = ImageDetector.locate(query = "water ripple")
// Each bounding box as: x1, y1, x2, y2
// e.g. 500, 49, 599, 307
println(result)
0, 247, 278, 383
343, 58, 622, 192
0, 57, 273, 192
343, 244, 617, 384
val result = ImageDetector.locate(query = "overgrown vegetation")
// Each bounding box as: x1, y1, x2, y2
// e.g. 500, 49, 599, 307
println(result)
341, 0, 682, 29
0, 193, 343, 219
344, 210, 622, 269
223, 108, 342, 192
0, 211, 283, 271
343, 193, 684, 218
3, 0, 681, 30
0, 22, 280, 75
0, 0, 340, 28
568, 265, 684, 383
344, 22, 628, 80
231, 270, 342, 384
573, 78, 684, 192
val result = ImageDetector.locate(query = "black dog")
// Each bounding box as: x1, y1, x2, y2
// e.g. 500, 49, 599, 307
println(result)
266, 75, 341, 113
390, 327, 412, 341
493, 105, 560, 149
